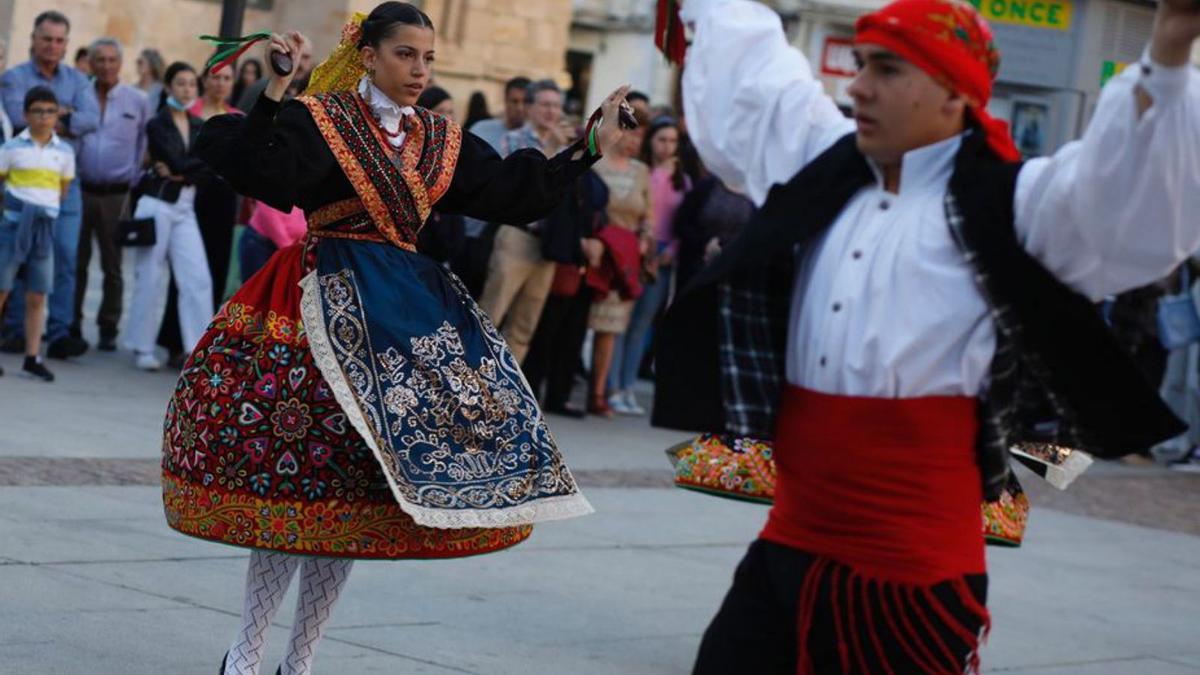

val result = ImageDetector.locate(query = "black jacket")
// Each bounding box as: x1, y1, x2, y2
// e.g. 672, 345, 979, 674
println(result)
141, 107, 210, 203
539, 170, 609, 265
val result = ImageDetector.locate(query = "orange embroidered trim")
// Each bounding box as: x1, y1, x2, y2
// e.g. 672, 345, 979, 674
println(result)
299, 95, 399, 246
311, 229, 412, 250
163, 474, 533, 559
396, 110, 430, 223
428, 120, 462, 205
307, 198, 367, 229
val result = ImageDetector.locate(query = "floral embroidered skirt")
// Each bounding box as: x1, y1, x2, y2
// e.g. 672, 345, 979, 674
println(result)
162, 240, 590, 559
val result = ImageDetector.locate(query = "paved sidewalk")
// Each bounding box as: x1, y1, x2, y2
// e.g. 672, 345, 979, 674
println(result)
2, 291, 1199, 673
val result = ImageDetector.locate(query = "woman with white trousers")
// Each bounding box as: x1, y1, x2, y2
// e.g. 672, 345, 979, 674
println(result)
126, 61, 213, 371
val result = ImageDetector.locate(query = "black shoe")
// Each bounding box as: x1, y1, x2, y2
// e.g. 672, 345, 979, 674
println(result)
47, 336, 88, 359
21, 357, 54, 382
545, 403, 586, 419
0, 335, 24, 354
98, 325, 118, 352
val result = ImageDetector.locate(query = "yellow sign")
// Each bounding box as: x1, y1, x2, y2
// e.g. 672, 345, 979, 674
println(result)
969, 0, 1073, 31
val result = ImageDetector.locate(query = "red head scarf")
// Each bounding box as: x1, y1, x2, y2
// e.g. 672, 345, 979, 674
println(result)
855, 0, 1021, 162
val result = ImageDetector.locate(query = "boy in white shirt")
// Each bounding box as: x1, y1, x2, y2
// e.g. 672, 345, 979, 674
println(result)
0, 86, 76, 381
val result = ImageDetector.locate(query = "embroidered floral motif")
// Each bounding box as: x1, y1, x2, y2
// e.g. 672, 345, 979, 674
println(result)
299, 92, 462, 250
304, 266, 590, 527
163, 291, 534, 559
163, 475, 531, 558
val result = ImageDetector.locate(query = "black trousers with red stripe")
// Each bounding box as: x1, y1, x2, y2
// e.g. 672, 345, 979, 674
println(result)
694, 539, 989, 675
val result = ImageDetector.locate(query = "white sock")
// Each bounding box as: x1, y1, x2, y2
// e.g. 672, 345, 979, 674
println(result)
280, 557, 354, 675
225, 550, 301, 675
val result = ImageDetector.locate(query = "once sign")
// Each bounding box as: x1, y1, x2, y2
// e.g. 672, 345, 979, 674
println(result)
968, 0, 1073, 30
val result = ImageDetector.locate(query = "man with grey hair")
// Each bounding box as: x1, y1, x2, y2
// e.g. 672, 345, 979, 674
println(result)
477, 79, 573, 363
72, 37, 152, 350
0, 10, 99, 358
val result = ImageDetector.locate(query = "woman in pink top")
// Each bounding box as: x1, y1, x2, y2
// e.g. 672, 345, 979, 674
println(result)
607, 116, 691, 415
239, 201, 307, 282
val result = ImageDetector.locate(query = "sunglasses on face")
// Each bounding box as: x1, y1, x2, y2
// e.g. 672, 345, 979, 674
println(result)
27, 107, 59, 117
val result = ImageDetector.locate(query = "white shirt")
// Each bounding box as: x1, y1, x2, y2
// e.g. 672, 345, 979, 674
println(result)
357, 76, 414, 148
682, 0, 1200, 398
0, 129, 76, 216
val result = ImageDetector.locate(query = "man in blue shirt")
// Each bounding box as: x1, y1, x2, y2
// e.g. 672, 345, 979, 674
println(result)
73, 38, 151, 352
0, 10, 99, 358
476, 80, 571, 364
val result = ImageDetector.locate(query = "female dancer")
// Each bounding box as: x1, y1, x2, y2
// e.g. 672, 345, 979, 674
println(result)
160, 4, 630, 674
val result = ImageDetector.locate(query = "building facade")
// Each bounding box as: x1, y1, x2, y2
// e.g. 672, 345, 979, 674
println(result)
0, 0, 574, 124
795, 0, 1185, 156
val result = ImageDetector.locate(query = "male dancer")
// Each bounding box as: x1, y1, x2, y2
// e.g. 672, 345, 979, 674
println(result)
654, 0, 1200, 672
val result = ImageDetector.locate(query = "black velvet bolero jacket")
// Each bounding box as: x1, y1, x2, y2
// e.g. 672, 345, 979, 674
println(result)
194, 94, 600, 231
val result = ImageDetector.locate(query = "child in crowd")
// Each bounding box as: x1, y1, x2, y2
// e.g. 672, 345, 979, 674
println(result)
0, 87, 76, 382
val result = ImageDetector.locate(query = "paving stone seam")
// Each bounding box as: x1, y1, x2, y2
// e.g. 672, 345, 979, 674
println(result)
987, 654, 1197, 671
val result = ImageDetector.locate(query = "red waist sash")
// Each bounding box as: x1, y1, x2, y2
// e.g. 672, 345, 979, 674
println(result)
761, 386, 985, 584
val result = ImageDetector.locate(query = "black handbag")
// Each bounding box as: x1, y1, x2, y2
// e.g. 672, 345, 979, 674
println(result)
118, 213, 156, 247
118, 173, 158, 247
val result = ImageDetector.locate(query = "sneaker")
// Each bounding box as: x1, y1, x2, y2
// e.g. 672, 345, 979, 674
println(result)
1169, 460, 1200, 473
0, 335, 24, 354
609, 392, 636, 415
21, 357, 54, 382
47, 336, 89, 359
135, 352, 162, 371
622, 390, 646, 416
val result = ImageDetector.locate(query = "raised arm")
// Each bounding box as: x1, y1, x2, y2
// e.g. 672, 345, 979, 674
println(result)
435, 130, 601, 225
193, 96, 335, 211
1015, 1, 1200, 300
681, 0, 854, 206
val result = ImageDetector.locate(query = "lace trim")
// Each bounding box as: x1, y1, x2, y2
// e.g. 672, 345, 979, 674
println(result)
299, 271, 593, 528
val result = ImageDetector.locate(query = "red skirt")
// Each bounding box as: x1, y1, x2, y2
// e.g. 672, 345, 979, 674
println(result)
161, 244, 532, 559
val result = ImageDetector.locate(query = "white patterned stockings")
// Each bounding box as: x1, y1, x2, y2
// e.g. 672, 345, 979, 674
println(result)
224, 551, 354, 675
281, 557, 354, 675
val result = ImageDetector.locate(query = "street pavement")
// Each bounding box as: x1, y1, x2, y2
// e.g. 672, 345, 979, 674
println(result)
2, 269, 1200, 674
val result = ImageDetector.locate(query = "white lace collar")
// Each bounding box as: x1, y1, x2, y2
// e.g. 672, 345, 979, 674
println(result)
357, 76, 414, 147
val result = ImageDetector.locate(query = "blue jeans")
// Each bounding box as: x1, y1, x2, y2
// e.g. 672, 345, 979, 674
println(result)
238, 226, 277, 284
609, 264, 672, 392
3, 180, 82, 342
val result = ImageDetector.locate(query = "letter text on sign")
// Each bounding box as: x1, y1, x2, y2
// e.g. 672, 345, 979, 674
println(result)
969, 0, 1072, 30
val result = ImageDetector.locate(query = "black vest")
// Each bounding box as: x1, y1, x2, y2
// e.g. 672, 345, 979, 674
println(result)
652, 132, 1183, 500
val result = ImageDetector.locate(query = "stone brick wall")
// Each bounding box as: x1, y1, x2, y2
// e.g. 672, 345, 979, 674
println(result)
2, 0, 576, 124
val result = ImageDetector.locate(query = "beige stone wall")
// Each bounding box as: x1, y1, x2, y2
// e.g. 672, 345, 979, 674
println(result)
3, 0, 274, 83
423, 0, 576, 121
2, 0, 577, 125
